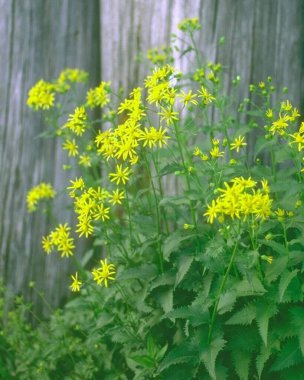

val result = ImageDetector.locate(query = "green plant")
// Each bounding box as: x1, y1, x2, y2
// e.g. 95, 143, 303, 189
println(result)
2, 17, 304, 379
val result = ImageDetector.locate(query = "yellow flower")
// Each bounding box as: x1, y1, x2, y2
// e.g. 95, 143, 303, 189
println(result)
42, 223, 75, 257
275, 208, 285, 222
62, 139, 79, 157
67, 177, 85, 198
178, 17, 201, 32
158, 107, 179, 124
79, 154, 91, 167
210, 146, 224, 159
93, 204, 110, 222
91, 259, 116, 287
261, 255, 273, 264
198, 86, 215, 105
109, 164, 131, 185
204, 200, 218, 224
230, 136, 247, 152
86, 81, 111, 108
27, 183, 56, 212
70, 272, 82, 292
76, 217, 94, 238
63, 106, 87, 136
27, 80, 55, 110
109, 189, 124, 205
178, 90, 198, 106
266, 109, 273, 118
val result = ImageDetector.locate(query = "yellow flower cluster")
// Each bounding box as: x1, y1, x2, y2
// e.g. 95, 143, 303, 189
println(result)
70, 258, 116, 292
204, 177, 272, 223
289, 121, 304, 152
91, 259, 116, 287
145, 65, 176, 106
67, 178, 124, 238
178, 17, 201, 32
86, 81, 111, 108
267, 100, 300, 136
56, 68, 88, 93
95, 87, 170, 165
27, 80, 55, 110
42, 223, 75, 257
63, 106, 88, 136
147, 46, 173, 65
27, 182, 56, 212
27, 69, 88, 109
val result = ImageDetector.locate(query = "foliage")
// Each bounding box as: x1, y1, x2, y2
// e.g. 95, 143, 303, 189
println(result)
2, 17, 304, 379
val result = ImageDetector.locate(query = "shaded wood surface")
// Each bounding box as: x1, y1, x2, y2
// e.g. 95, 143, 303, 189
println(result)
0, 0, 303, 314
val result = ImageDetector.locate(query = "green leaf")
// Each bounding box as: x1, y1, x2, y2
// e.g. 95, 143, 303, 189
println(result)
175, 255, 194, 287
256, 344, 272, 379
265, 256, 288, 284
200, 336, 226, 379
270, 338, 302, 371
158, 342, 197, 372
163, 232, 196, 260
234, 275, 266, 296
130, 354, 155, 368
279, 269, 299, 302
80, 249, 94, 267
226, 302, 256, 325
299, 330, 304, 357
158, 287, 173, 313
117, 264, 158, 281
217, 291, 237, 315
166, 305, 209, 326
261, 239, 287, 255
254, 137, 276, 159
256, 302, 278, 346
231, 350, 251, 380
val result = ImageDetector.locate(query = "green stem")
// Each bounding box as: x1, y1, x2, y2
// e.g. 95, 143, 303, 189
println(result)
143, 152, 164, 273
208, 238, 239, 342
172, 120, 198, 230
152, 153, 170, 235
124, 187, 134, 246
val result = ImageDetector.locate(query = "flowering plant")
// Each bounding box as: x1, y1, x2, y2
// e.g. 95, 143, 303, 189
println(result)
3, 18, 304, 379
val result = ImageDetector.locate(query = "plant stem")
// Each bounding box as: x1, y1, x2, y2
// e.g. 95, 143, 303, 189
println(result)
143, 152, 164, 273
208, 238, 239, 342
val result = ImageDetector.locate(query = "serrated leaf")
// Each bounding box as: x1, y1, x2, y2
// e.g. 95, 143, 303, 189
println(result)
265, 256, 288, 284
117, 264, 158, 281
231, 350, 251, 380
217, 291, 237, 315
200, 336, 226, 379
158, 287, 173, 313
163, 232, 196, 260
234, 275, 266, 296
150, 272, 175, 290
158, 343, 197, 372
159, 162, 183, 176
256, 302, 278, 346
299, 330, 304, 357
175, 255, 194, 287
270, 338, 302, 371
262, 239, 287, 255
130, 354, 155, 368
279, 269, 299, 302
254, 137, 276, 159
256, 344, 272, 379
226, 303, 256, 325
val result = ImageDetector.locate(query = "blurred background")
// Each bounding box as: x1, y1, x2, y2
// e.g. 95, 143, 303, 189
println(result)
0, 0, 303, 316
